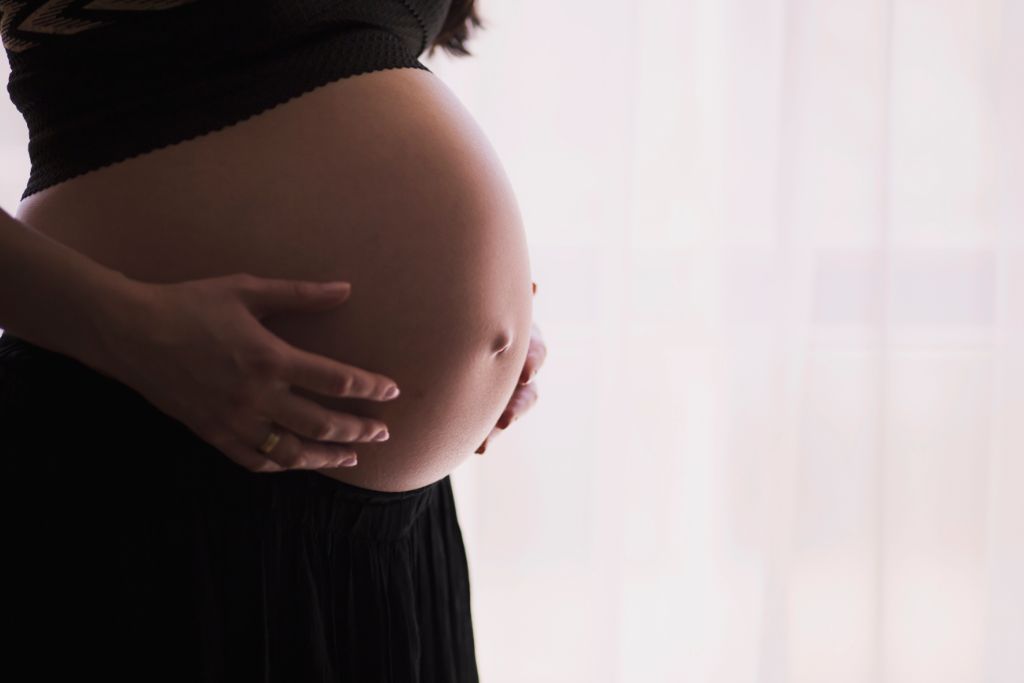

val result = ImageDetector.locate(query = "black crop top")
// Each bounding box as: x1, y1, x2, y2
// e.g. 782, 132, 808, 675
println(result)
1, 0, 452, 200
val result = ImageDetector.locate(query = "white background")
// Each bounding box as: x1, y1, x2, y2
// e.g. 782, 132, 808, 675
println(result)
4, 1, 1024, 681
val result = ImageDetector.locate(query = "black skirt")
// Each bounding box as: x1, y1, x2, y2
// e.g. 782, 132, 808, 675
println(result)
0, 331, 479, 682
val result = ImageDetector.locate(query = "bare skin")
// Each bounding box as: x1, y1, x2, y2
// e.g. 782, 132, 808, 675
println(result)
14, 67, 533, 493
476, 313, 545, 455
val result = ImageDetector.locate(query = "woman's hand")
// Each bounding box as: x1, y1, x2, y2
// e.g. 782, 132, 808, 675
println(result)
475, 282, 546, 455
91, 273, 401, 473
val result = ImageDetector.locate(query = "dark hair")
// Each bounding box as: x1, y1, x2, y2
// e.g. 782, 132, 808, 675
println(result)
427, 0, 485, 58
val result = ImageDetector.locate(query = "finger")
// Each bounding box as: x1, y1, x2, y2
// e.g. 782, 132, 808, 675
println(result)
476, 418, 506, 454
520, 356, 540, 385
217, 439, 288, 473
264, 389, 389, 443
274, 340, 401, 401
519, 328, 548, 385
234, 418, 361, 470
498, 383, 539, 429
478, 415, 508, 453
274, 435, 363, 471
485, 425, 503, 444
236, 275, 352, 319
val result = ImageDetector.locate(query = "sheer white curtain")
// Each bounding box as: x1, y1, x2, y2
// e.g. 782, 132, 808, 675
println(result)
428, 0, 1024, 681
3, 0, 1023, 680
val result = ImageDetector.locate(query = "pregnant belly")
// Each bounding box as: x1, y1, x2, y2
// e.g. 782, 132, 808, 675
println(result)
15, 67, 534, 493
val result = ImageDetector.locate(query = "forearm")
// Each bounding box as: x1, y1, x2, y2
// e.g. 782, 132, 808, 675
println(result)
0, 205, 143, 367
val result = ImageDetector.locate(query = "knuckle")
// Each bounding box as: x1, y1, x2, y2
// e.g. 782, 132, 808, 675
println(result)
313, 419, 334, 440
336, 423, 361, 441
333, 373, 355, 396
293, 450, 314, 469
278, 449, 307, 469
333, 447, 357, 463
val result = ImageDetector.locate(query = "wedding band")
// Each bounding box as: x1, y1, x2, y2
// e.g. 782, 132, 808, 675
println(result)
259, 428, 282, 455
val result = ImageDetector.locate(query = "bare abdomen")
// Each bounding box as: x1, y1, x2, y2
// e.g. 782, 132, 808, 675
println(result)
16, 68, 533, 492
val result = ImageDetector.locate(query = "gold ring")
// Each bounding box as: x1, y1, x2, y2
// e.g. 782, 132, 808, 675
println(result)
259, 428, 281, 455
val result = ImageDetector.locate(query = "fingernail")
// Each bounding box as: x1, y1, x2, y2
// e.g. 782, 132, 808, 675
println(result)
374, 429, 390, 441
382, 385, 400, 400
477, 442, 487, 455
340, 455, 358, 467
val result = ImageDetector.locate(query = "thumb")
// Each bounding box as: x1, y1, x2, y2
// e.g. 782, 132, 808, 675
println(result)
239, 278, 351, 319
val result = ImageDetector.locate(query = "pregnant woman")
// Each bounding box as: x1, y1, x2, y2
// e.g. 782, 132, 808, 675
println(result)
0, 0, 545, 680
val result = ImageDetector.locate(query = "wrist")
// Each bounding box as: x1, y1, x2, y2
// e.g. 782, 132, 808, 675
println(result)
67, 271, 157, 380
